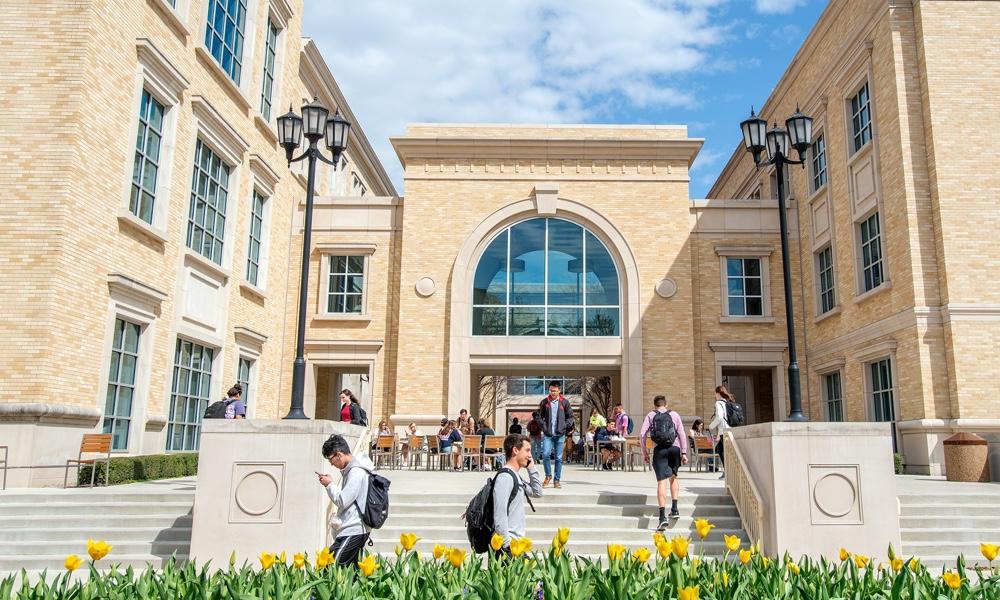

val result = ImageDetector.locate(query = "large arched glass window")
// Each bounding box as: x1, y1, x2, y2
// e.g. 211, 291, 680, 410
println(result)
472, 217, 620, 337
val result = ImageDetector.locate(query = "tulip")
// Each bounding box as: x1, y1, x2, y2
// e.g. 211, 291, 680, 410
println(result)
981, 543, 999, 563
632, 547, 651, 563
694, 518, 715, 540
279, 551, 286, 564
786, 561, 800, 575
678, 586, 700, 600
724, 534, 741, 552
553, 544, 564, 558
315, 547, 333, 569
657, 541, 671, 560
739, 549, 752, 565
358, 554, 378, 577
839, 548, 850, 561
400, 533, 420, 552
890, 558, 903, 572
64, 554, 83, 571
653, 532, 666, 547
761, 556, 771, 568
942, 571, 962, 590
607, 544, 626, 561
510, 537, 533, 557
672, 536, 690, 559
229, 550, 237, 568
556, 528, 570, 547
87, 539, 112, 561
293, 552, 306, 569
433, 544, 447, 560
259, 552, 275, 570
720, 572, 730, 587
447, 547, 466, 568
853, 554, 869, 570
491, 533, 505, 552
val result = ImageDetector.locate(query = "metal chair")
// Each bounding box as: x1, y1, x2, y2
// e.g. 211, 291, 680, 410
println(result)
425, 436, 447, 471
482, 435, 504, 470
461, 435, 483, 471
692, 436, 720, 472
64, 434, 112, 488
371, 435, 396, 470
406, 435, 428, 470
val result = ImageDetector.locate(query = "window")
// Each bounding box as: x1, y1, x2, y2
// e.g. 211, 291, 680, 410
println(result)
259, 19, 278, 121
237, 356, 253, 411
246, 190, 265, 286
811, 134, 827, 192
167, 339, 214, 451
506, 376, 582, 396
817, 246, 836, 314
869, 358, 897, 450
747, 187, 761, 200
823, 372, 843, 422
187, 139, 231, 264
472, 217, 621, 337
352, 173, 367, 197
859, 212, 884, 292
327, 256, 365, 313
129, 90, 165, 224
850, 82, 872, 153
204, 0, 247, 84
102, 319, 141, 451
726, 257, 764, 316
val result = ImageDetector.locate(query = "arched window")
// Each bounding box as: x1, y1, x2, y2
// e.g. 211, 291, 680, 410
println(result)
472, 217, 620, 337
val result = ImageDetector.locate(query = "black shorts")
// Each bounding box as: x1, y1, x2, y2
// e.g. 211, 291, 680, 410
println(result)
652, 444, 681, 481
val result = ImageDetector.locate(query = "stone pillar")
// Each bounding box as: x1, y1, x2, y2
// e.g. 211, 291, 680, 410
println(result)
190, 419, 367, 567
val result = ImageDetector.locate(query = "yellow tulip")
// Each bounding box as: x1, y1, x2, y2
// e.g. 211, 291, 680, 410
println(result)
694, 518, 715, 540
556, 527, 570, 546
64, 554, 83, 571
553, 544, 564, 558
87, 539, 112, 561
358, 554, 378, 577
942, 571, 962, 590
721, 572, 730, 587
259, 552, 275, 570
853, 554, 870, 570
447, 547, 466, 568
510, 537, 533, 557
657, 541, 671, 560
653, 532, 666, 547
981, 543, 999, 563
839, 548, 850, 561
433, 544, 446, 560
279, 551, 286, 564
890, 558, 903, 572
786, 561, 800, 575
293, 552, 305, 569
399, 533, 420, 552
315, 547, 333, 569
632, 547, 651, 563
739, 549, 752, 565
677, 585, 700, 600
607, 544, 626, 561
724, 534, 741, 552
671, 536, 690, 559
760, 556, 771, 568
491, 533, 505, 552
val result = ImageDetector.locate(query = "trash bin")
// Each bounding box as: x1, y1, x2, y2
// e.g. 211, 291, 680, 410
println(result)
943, 432, 991, 482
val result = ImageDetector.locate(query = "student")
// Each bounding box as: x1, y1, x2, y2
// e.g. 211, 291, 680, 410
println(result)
639, 395, 688, 531
476, 418, 498, 470
526, 411, 543, 462
538, 380, 574, 489
317, 434, 376, 566
600, 404, 628, 470
492, 434, 543, 551
339, 389, 366, 426
224, 384, 246, 419
400, 422, 423, 464
457, 409, 474, 436
508, 417, 523, 435
708, 385, 733, 479
439, 419, 464, 471
689, 418, 715, 472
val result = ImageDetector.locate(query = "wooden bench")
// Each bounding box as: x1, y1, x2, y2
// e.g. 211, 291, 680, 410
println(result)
64, 433, 112, 488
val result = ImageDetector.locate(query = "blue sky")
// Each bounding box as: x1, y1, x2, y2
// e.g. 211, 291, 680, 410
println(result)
303, 1, 827, 198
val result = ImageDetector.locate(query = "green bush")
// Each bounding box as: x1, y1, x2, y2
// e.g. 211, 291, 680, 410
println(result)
76, 452, 198, 486
894, 453, 905, 475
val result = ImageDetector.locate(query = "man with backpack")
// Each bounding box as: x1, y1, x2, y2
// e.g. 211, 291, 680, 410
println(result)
538, 381, 575, 489
526, 412, 543, 461
639, 395, 688, 531
203, 384, 246, 420
317, 434, 388, 566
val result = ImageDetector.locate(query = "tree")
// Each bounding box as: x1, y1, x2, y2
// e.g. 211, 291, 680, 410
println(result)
477, 375, 510, 423
580, 376, 614, 422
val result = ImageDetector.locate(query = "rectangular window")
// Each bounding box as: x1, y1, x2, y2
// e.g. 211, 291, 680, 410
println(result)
259, 19, 278, 121
246, 190, 265, 286
129, 89, 165, 224
237, 356, 253, 411
817, 246, 836, 314
352, 173, 366, 197
102, 319, 141, 451
167, 339, 214, 451
869, 358, 897, 450
824, 372, 843, 422
859, 212, 884, 292
187, 139, 231, 264
327, 255, 364, 313
726, 257, 764, 316
850, 82, 872, 153
204, 0, 247, 84
811, 134, 827, 192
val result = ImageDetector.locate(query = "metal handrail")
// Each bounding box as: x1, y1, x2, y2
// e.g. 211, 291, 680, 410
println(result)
724, 431, 766, 548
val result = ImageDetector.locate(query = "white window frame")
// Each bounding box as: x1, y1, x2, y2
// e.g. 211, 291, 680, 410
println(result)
234, 326, 266, 419
715, 245, 774, 323
865, 355, 899, 452
855, 210, 887, 295
815, 244, 837, 315
237, 356, 255, 415
352, 172, 367, 197
166, 336, 218, 452
822, 370, 844, 422
848, 80, 874, 155
241, 155, 278, 297
256, 1, 291, 124
810, 133, 827, 193
315, 244, 376, 320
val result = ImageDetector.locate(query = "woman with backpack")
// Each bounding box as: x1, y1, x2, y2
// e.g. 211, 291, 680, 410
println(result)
708, 385, 736, 480
338, 389, 367, 427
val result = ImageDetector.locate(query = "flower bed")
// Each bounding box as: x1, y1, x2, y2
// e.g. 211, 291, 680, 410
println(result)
3, 527, 997, 599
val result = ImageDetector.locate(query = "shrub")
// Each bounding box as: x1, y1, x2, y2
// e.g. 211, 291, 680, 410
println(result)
77, 453, 198, 486
894, 452, 905, 474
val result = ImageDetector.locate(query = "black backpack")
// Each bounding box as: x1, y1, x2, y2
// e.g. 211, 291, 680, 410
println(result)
203, 399, 231, 419
649, 410, 677, 447
351, 403, 369, 427
724, 400, 745, 427
465, 468, 535, 553
350, 467, 390, 530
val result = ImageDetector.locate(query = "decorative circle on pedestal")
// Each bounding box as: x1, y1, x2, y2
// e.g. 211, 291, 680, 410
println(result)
655, 278, 678, 299
415, 277, 436, 297
812, 472, 857, 518
235, 470, 280, 516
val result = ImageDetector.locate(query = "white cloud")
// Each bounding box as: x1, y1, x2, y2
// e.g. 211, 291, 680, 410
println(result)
754, 0, 807, 15
302, 1, 730, 191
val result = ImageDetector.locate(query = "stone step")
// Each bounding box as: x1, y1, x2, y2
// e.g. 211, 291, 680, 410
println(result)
0, 555, 189, 573
0, 514, 193, 530
900, 528, 1000, 543
0, 491, 195, 504
386, 513, 744, 529
0, 540, 189, 557
368, 538, 737, 556
0, 502, 194, 517
899, 556, 993, 570
389, 502, 738, 517
391, 492, 733, 506
0, 526, 192, 543
899, 516, 1000, 529
373, 524, 748, 543
899, 504, 1000, 517
897, 494, 1000, 506
901, 541, 1000, 559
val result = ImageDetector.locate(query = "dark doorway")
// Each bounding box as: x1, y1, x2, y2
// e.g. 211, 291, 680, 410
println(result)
721, 367, 775, 425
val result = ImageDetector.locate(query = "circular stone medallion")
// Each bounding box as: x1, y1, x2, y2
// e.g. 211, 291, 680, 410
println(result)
812, 472, 857, 518
415, 277, 436, 297
235, 470, 280, 516
655, 278, 678, 299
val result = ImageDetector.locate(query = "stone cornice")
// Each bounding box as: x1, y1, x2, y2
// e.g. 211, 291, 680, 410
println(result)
0, 403, 102, 425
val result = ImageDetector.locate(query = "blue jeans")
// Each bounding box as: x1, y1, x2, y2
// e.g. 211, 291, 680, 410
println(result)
542, 434, 566, 481
531, 438, 543, 463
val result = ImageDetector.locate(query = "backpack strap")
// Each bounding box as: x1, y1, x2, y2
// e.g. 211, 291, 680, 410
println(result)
345, 466, 373, 531
500, 467, 535, 514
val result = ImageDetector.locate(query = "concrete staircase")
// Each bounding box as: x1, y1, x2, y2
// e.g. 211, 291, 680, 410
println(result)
0, 486, 194, 573
898, 490, 1000, 570
371, 487, 749, 556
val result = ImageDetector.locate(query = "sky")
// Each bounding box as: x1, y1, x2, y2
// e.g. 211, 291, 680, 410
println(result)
302, 0, 827, 198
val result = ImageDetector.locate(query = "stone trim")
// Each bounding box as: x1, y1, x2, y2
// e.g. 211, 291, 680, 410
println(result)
314, 243, 377, 255
714, 244, 775, 257
107, 273, 168, 307
191, 95, 250, 166
708, 340, 788, 353
234, 326, 268, 349
268, 0, 294, 28
249, 154, 280, 195
135, 38, 190, 105
942, 303, 1000, 322
0, 403, 102, 425
812, 356, 846, 374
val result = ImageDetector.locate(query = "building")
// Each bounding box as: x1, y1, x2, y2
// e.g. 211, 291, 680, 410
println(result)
0, 0, 393, 486
708, 0, 1000, 475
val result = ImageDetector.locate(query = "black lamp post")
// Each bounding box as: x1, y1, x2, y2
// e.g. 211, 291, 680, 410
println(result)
276, 98, 351, 419
739, 105, 813, 422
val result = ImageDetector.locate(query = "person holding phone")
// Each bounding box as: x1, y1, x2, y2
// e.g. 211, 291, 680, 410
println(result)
491, 434, 543, 553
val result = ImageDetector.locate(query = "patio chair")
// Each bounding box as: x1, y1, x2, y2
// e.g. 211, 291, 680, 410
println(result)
692, 436, 720, 472
64, 433, 112, 488
371, 435, 396, 470
406, 435, 429, 470
425, 436, 447, 471
461, 435, 483, 471
482, 435, 504, 470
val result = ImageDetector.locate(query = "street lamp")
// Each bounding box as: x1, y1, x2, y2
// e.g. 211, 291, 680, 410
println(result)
739, 105, 813, 422
277, 98, 352, 419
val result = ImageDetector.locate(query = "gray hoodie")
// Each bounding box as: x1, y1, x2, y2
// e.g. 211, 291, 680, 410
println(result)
325, 453, 375, 538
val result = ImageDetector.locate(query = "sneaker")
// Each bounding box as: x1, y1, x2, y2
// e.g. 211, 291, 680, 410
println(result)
543, 476, 552, 487
718, 473, 725, 480
553, 481, 562, 489
656, 519, 670, 532
668, 509, 680, 520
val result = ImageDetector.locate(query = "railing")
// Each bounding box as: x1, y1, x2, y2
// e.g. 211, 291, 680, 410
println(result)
724, 431, 766, 548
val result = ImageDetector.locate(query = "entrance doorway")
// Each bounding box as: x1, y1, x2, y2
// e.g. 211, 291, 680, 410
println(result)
721, 367, 775, 425
315, 367, 372, 422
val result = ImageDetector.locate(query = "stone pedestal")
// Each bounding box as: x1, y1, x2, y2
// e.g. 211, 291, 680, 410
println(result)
729, 422, 900, 560
189, 419, 367, 568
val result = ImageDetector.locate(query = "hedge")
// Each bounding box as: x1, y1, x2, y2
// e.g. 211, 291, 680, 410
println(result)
76, 452, 198, 486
